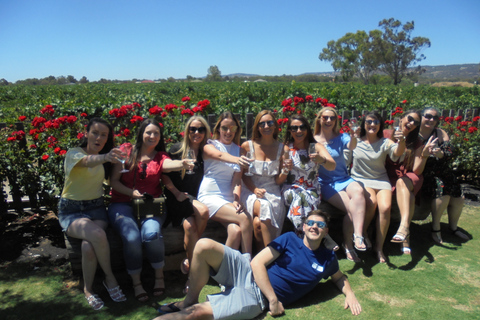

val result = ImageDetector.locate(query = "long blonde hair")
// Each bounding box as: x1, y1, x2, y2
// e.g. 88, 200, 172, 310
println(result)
174, 115, 211, 179
314, 107, 340, 135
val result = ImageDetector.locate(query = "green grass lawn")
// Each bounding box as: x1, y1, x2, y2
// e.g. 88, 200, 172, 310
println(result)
1, 205, 479, 320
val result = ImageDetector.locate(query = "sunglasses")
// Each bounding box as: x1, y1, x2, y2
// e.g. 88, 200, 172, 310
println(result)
365, 119, 380, 125
140, 162, 147, 180
423, 114, 439, 121
259, 120, 275, 128
220, 125, 238, 133
321, 116, 336, 121
289, 124, 307, 132
305, 220, 327, 229
189, 126, 206, 134
407, 115, 420, 126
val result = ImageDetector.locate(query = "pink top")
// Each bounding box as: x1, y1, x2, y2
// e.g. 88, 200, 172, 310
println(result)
111, 143, 169, 203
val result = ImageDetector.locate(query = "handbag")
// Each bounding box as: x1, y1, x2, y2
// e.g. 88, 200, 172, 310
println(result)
132, 194, 166, 220
131, 163, 166, 221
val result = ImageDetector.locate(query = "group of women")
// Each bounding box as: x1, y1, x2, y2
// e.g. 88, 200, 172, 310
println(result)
58, 106, 469, 310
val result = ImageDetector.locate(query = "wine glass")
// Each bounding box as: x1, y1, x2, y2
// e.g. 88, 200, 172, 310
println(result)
309, 142, 317, 156
185, 150, 196, 175
350, 118, 359, 132
119, 151, 129, 173
393, 118, 401, 132
244, 151, 254, 176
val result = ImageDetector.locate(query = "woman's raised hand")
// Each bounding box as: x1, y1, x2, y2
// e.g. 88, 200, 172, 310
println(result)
238, 155, 253, 168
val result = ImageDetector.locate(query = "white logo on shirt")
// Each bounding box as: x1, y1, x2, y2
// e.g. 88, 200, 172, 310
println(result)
312, 262, 324, 272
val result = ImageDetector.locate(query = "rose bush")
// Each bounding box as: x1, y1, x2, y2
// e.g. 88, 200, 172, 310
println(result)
1, 82, 479, 213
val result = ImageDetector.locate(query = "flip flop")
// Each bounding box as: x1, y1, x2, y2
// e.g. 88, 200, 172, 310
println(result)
157, 302, 181, 315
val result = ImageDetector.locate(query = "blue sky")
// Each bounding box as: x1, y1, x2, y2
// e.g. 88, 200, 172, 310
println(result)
1, 0, 479, 82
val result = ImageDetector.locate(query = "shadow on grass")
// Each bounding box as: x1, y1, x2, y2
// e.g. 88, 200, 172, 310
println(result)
330, 219, 472, 276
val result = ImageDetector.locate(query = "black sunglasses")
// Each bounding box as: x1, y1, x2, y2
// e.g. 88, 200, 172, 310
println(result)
321, 116, 336, 121
189, 126, 206, 134
140, 163, 147, 180
407, 115, 420, 126
259, 120, 275, 128
365, 119, 380, 125
289, 124, 307, 132
423, 114, 439, 121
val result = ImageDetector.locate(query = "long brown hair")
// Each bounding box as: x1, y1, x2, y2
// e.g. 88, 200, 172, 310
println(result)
212, 111, 242, 145
128, 119, 165, 170
251, 110, 279, 141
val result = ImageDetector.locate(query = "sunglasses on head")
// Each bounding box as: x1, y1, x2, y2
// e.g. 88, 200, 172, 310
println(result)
423, 114, 439, 121
365, 119, 380, 125
305, 220, 326, 229
289, 124, 307, 132
220, 125, 238, 133
321, 116, 336, 121
189, 126, 206, 134
259, 120, 275, 128
140, 162, 147, 180
407, 115, 420, 126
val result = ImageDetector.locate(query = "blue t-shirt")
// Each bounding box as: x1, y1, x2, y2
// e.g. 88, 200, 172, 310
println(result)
267, 232, 339, 306
317, 133, 351, 184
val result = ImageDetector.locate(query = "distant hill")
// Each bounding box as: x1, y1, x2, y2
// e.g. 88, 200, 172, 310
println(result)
420, 64, 479, 80
225, 63, 479, 80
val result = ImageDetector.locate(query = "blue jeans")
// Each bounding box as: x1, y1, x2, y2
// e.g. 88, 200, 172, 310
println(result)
58, 197, 107, 232
108, 202, 166, 274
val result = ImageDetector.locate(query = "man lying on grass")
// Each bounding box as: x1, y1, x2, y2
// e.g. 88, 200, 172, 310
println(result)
153, 210, 362, 319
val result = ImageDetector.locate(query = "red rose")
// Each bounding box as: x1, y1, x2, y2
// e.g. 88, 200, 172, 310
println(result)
81, 113, 88, 117
18, 115, 27, 121
123, 128, 131, 136
7, 137, 16, 141
59, 150, 67, 155
42, 154, 49, 161
77, 132, 85, 139
402, 100, 407, 104
54, 147, 61, 154
182, 96, 191, 102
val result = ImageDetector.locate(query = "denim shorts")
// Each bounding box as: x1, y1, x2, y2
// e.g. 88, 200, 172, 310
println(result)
57, 197, 107, 232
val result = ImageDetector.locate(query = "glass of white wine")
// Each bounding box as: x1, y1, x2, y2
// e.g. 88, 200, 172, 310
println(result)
393, 118, 401, 132
309, 142, 317, 156
350, 118, 359, 132
244, 151, 254, 176
185, 149, 196, 175
119, 151, 129, 173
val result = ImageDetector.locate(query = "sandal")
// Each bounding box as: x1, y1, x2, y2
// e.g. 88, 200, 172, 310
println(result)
153, 277, 165, 297
343, 244, 361, 263
133, 283, 149, 302
391, 225, 409, 243
353, 234, 367, 251
432, 229, 443, 244
180, 258, 190, 275
103, 281, 127, 302
156, 302, 182, 315
449, 228, 470, 240
402, 235, 411, 255
85, 294, 104, 311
